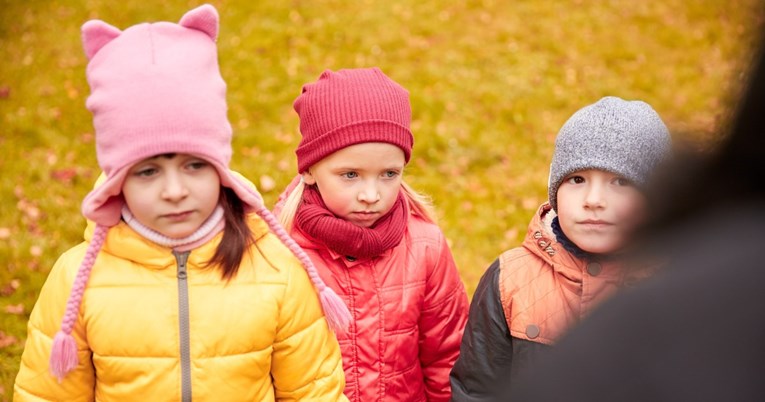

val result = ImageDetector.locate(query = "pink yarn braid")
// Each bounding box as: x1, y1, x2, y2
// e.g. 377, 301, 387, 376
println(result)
50, 223, 108, 381
253, 204, 351, 333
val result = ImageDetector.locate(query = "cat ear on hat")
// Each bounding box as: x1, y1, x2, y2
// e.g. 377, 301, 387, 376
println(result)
179, 3, 219, 41
81, 20, 121, 60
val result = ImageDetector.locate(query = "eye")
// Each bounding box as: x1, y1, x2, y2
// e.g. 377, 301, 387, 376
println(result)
186, 160, 209, 170
566, 176, 584, 184
133, 167, 158, 177
342, 171, 358, 179
383, 170, 399, 178
613, 177, 632, 186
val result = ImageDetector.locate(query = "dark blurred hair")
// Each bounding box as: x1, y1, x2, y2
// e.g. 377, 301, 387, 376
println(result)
648, 44, 765, 228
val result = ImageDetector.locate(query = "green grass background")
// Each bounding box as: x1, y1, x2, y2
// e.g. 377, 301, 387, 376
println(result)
1, 0, 763, 398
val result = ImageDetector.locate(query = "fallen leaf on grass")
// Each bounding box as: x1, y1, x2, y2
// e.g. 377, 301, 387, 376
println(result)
504, 228, 520, 241
17, 199, 41, 221
51, 168, 77, 184
0, 279, 20, 297
259, 175, 276, 192
521, 197, 539, 210
30, 245, 42, 256
277, 159, 291, 172
5, 303, 25, 315
0, 331, 19, 348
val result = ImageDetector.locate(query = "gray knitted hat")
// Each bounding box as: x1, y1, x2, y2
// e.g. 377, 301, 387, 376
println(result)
548, 96, 671, 211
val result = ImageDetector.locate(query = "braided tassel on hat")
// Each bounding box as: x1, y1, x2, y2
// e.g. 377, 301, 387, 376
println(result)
49, 224, 108, 381
253, 204, 351, 333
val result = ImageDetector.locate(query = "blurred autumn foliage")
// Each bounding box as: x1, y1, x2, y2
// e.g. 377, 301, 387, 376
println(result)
1, 0, 764, 398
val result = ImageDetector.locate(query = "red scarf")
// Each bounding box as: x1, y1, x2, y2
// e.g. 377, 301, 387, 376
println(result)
295, 185, 408, 260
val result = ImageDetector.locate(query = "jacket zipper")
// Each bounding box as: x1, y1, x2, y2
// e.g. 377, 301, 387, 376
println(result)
173, 251, 192, 402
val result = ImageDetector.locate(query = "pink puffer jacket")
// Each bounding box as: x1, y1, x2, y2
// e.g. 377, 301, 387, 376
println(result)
290, 213, 469, 402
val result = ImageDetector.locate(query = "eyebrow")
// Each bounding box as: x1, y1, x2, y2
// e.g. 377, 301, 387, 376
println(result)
332, 165, 403, 171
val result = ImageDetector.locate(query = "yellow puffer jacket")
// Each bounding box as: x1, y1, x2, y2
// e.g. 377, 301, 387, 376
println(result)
14, 213, 348, 401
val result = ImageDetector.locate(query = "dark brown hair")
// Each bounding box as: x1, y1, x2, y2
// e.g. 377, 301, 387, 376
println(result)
208, 187, 254, 280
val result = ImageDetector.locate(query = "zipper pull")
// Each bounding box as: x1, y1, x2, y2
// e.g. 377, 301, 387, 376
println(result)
173, 251, 190, 279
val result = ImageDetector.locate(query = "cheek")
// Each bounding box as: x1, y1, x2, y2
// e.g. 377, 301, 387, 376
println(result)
379, 177, 402, 203
554, 197, 576, 230
197, 174, 221, 201
122, 180, 146, 210
611, 193, 648, 235
318, 185, 354, 213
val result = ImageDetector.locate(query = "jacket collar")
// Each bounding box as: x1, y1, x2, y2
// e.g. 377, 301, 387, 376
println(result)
523, 203, 623, 279
83, 213, 270, 270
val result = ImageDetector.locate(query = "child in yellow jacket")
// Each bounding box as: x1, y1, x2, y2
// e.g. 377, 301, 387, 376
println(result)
14, 5, 349, 401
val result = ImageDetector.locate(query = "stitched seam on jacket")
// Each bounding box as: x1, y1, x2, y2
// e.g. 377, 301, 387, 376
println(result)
383, 325, 417, 335
381, 359, 419, 377
377, 280, 426, 292
371, 263, 386, 400
420, 281, 463, 313
343, 267, 361, 402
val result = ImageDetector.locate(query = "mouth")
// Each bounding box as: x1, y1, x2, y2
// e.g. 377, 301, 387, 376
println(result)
162, 210, 194, 221
351, 211, 379, 220
577, 219, 613, 229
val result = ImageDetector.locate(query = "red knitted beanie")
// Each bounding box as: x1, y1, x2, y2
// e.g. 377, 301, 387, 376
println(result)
293, 68, 414, 173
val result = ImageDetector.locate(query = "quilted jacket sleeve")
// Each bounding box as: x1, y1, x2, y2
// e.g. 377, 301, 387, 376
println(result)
14, 245, 96, 401
418, 230, 469, 402
449, 259, 515, 401
271, 258, 348, 402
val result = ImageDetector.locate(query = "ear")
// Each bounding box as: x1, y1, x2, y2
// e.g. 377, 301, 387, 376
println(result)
179, 4, 219, 41
301, 171, 316, 185
81, 20, 122, 60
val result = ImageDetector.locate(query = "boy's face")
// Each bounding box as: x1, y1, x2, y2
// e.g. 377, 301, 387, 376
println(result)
556, 169, 647, 254
122, 153, 221, 239
302, 142, 405, 228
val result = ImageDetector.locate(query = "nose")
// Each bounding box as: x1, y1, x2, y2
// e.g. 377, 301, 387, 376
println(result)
357, 180, 381, 204
160, 171, 189, 202
583, 182, 606, 209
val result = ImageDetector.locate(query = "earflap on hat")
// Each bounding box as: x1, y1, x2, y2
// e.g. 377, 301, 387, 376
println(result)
81, 168, 130, 227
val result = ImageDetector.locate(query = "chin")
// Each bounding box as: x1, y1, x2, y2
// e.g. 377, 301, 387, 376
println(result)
350, 220, 376, 229
577, 241, 622, 255
570, 237, 611, 254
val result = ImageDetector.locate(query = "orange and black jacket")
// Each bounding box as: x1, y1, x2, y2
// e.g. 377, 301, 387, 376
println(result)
450, 203, 645, 401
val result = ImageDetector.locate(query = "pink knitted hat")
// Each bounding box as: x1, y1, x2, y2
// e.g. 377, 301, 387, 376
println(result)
293, 68, 414, 173
80, 3, 257, 225
50, 4, 350, 382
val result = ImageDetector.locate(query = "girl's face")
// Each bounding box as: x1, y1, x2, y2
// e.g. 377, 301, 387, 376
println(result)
556, 169, 647, 254
302, 142, 405, 228
122, 153, 220, 239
